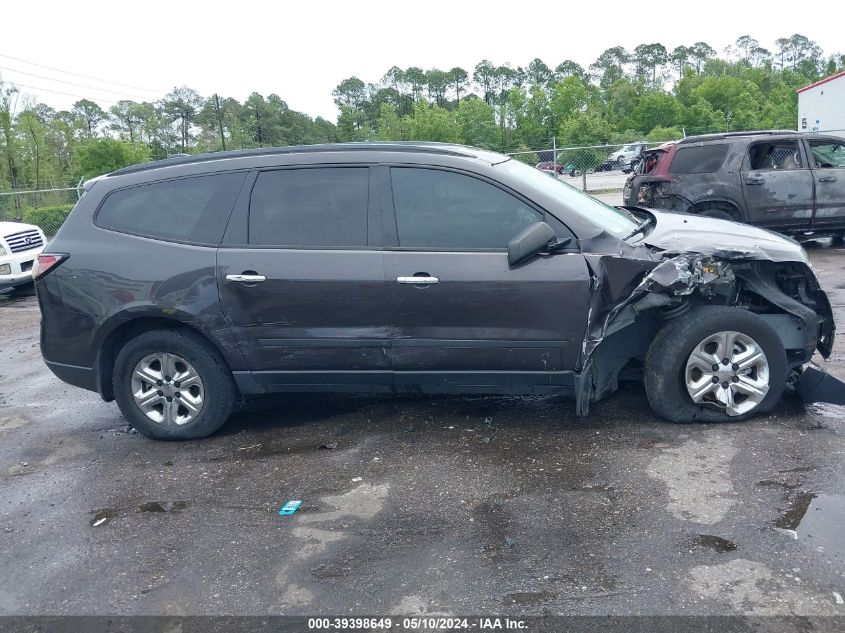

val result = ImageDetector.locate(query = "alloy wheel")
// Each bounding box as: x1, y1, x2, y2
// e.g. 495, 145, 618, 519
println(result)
130, 352, 205, 426
684, 330, 770, 416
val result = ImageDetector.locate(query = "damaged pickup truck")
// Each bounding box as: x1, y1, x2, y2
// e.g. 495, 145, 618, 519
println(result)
35, 143, 839, 439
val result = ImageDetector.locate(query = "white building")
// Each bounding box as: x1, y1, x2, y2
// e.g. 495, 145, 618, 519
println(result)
798, 70, 845, 137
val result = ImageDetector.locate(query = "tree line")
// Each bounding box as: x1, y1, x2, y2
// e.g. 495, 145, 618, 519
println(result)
0, 33, 842, 191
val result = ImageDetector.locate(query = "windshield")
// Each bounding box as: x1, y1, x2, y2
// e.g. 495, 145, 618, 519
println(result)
497, 159, 638, 238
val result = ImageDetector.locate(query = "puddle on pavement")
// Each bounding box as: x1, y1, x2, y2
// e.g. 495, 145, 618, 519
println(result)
756, 479, 799, 490
138, 501, 189, 513
0, 288, 36, 306
775, 492, 816, 530
638, 440, 671, 449
693, 534, 737, 552
503, 591, 553, 606
90, 508, 118, 527
778, 494, 845, 561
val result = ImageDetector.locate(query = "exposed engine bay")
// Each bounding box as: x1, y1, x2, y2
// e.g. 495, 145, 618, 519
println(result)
573, 207, 838, 415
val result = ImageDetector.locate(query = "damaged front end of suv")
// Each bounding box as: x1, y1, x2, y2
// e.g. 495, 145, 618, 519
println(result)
574, 208, 837, 417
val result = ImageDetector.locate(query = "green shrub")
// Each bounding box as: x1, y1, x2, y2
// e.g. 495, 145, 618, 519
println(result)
22, 204, 74, 236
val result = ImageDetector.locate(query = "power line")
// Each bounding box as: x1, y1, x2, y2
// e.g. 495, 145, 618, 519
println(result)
0, 52, 165, 95
0, 65, 156, 101
4, 80, 122, 106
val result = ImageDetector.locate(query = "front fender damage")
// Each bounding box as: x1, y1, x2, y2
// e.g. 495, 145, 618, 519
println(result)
573, 234, 839, 416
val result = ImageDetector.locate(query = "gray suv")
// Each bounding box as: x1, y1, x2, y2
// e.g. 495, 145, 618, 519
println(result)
624, 131, 845, 236
35, 143, 835, 439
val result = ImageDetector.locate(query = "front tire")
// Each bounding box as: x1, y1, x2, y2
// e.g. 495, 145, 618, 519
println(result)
700, 208, 737, 222
644, 306, 787, 423
113, 329, 236, 440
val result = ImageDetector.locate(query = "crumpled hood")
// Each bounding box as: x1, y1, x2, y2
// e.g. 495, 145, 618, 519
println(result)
638, 209, 811, 265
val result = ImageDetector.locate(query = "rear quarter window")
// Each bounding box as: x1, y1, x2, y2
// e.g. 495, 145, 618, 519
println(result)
668, 144, 729, 174
95, 172, 246, 245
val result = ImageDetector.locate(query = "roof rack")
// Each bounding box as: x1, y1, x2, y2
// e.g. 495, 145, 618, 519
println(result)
107, 142, 479, 177
677, 130, 797, 145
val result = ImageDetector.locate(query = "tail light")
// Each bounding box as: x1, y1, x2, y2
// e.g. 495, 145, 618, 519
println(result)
32, 253, 68, 281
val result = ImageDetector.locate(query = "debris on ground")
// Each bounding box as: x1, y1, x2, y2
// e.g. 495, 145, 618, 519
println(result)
318, 442, 338, 450
403, 425, 415, 433
351, 477, 362, 483
278, 500, 302, 516
138, 501, 188, 513
484, 416, 495, 429
504, 536, 516, 547
834, 591, 844, 605
90, 509, 118, 527
796, 365, 845, 405
773, 527, 799, 540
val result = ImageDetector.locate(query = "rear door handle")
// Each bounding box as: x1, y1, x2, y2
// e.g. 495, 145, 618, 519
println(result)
397, 275, 439, 285
226, 273, 267, 283
818, 176, 837, 183
745, 176, 765, 185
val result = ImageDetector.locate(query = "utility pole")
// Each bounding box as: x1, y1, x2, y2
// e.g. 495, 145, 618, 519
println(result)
214, 94, 226, 151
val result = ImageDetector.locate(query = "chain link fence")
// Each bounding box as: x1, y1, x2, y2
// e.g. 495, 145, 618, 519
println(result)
2, 131, 843, 240
507, 140, 667, 206
0, 187, 81, 237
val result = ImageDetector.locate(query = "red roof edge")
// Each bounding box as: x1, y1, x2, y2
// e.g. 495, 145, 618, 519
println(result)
797, 70, 845, 94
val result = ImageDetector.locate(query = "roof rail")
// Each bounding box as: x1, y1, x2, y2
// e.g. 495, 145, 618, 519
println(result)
107, 142, 479, 177
677, 130, 797, 145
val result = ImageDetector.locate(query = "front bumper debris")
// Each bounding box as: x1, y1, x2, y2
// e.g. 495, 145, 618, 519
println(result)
796, 364, 845, 406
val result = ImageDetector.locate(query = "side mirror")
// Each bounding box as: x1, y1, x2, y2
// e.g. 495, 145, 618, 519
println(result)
507, 221, 556, 267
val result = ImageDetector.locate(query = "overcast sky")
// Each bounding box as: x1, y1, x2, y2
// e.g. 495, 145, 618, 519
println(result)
1, 0, 843, 120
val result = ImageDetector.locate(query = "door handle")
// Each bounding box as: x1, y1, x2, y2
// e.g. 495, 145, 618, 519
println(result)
745, 176, 765, 185
226, 273, 267, 283
818, 176, 837, 183
397, 275, 439, 285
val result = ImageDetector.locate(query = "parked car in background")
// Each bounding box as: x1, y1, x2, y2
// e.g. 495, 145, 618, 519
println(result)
0, 221, 46, 293
535, 161, 579, 177
595, 143, 646, 173
35, 143, 834, 440
623, 130, 845, 237
603, 142, 647, 171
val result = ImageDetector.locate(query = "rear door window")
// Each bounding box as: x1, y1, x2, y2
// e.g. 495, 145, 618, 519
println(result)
668, 144, 729, 174
96, 172, 245, 245
248, 167, 369, 247
747, 141, 803, 171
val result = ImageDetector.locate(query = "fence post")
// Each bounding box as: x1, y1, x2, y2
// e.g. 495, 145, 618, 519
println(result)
581, 166, 587, 192
552, 136, 556, 175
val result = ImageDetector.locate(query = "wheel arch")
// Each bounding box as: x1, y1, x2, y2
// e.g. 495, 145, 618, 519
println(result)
96, 314, 238, 401
688, 198, 746, 222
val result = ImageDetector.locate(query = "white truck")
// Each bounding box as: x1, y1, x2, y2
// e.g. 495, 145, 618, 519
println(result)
0, 221, 46, 293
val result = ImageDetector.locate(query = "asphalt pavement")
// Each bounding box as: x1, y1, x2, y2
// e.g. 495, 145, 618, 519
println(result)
0, 243, 844, 617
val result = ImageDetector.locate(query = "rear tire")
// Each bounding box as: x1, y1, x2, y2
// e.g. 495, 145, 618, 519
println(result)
113, 329, 236, 440
644, 306, 786, 423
